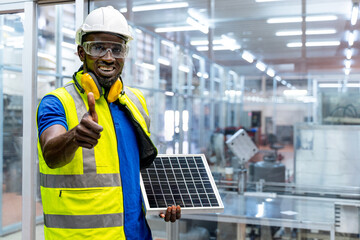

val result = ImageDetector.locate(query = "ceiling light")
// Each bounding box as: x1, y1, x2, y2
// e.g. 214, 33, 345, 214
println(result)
190, 39, 223, 45
319, 83, 360, 88
345, 68, 351, 75
267, 17, 302, 23
348, 31, 355, 47
161, 40, 174, 48
221, 34, 241, 51
276, 29, 337, 36
255, 0, 283, 2
351, 3, 359, 26
281, 80, 287, 85
165, 91, 175, 96
192, 54, 202, 60
287, 41, 340, 47
276, 30, 302, 36
196, 45, 241, 51
155, 26, 198, 33
305, 41, 340, 47
266, 68, 275, 77
186, 17, 209, 34
344, 59, 351, 69
241, 51, 254, 63
306, 15, 338, 22
287, 42, 303, 47
178, 65, 190, 73
158, 57, 171, 66
255, 61, 266, 72
267, 15, 337, 24
62, 27, 75, 37
345, 48, 353, 59
120, 2, 189, 12
275, 76, 281, 82
136, 62, 156, 71
61, 42, 76, 50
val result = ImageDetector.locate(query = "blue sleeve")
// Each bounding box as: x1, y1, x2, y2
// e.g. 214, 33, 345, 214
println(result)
37, 95, 68, 138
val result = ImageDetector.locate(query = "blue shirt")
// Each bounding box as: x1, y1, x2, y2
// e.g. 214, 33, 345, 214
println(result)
37, 95, 152, 240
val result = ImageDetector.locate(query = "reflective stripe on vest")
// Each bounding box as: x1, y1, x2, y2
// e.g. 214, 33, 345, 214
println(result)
44, 213, 123, 229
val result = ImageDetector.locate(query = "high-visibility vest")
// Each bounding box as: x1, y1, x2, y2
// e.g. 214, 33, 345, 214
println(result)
37, 75, 157, 239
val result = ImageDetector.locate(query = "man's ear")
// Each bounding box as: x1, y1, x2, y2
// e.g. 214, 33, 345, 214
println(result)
77, 45, 85, 62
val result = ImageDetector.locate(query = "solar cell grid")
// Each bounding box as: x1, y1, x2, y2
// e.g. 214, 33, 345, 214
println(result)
140, 154, 224, 215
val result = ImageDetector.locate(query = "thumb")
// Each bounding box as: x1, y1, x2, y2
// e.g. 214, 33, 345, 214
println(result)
87, 92, 98, 123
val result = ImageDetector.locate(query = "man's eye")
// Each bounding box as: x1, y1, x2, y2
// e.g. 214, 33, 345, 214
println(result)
93, 45, 105, 51
112, 47, 122, 54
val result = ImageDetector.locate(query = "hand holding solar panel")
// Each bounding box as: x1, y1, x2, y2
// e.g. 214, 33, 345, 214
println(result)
140, 154, 224, 215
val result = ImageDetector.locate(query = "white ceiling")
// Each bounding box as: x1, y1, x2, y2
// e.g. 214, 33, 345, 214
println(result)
107, 0, 358, 85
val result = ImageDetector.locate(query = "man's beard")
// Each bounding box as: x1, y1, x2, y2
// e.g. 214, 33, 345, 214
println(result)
97, 74, 120, 89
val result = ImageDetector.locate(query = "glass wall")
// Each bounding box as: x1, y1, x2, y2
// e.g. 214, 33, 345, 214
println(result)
0, 11, 24, 232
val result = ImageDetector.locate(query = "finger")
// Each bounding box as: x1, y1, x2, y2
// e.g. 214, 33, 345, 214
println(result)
87, 92, 98, 123
164, 206, 171, 222
80, 116, 103, 133
159, 213, 165, 219
176, 205, 181, 219
170, 205, 176, 222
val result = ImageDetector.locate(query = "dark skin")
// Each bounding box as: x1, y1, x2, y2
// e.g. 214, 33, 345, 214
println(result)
40, 32, 181, 223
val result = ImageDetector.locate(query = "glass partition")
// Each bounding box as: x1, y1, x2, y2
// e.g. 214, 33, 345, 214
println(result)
0, 11, 24, 233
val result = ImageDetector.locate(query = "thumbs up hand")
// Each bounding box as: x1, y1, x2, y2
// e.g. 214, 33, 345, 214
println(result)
73, 92, 103, 149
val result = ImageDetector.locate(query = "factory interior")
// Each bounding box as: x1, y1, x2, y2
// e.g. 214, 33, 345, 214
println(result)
0, 0, 359, 239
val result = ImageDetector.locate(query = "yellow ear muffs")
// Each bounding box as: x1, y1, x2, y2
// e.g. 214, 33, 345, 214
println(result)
81, 72, 102, 100
107, 79, 123, 103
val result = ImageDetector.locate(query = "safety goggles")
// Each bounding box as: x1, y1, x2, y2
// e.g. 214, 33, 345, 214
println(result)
82, 41, 129, 59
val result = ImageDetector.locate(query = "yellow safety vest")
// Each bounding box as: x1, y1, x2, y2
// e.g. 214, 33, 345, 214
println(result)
37, 74, 157, 239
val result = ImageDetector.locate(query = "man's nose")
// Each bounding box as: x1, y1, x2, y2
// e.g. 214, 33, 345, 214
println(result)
101, 49, 115, 61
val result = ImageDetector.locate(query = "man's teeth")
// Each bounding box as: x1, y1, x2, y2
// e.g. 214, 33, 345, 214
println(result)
99, 66, 113, 71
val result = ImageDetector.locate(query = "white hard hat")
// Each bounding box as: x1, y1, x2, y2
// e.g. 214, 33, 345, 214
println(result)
75, 6, 133, 45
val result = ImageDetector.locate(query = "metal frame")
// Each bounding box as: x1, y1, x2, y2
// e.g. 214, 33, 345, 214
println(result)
22, 2, 37, 240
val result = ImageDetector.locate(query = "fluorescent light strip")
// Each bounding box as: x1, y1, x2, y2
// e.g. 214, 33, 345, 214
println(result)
351, 3, 359, 26
267, 15, 337, 24
62, 27, 75, 37
155, 26, 198, 33
346, 48, 353, 59
136, 62, 156, 71
121, 2, 189, 12
61, 42, 76, 50
196, 45, 241, 51
319, 83, 360, 88
186, 17, 209, 34
161, 40, 174, 48
344, 60, 351, 69
256, 0, 283, 2
255, 61, 266, 72
276, 29, 336, 36
178, 65, 190, 73
190, 39, 223, 46
348, 31, 355, 47
287, 41, 340, 47
266, 68, 275, 77
241, 51, 254, 63
158, 57, 171, 66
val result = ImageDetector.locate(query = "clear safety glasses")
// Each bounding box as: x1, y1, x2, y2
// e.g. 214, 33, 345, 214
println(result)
82, 41, 129, 59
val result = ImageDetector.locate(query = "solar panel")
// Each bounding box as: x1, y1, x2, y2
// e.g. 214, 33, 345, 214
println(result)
140, 154, 224, 215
